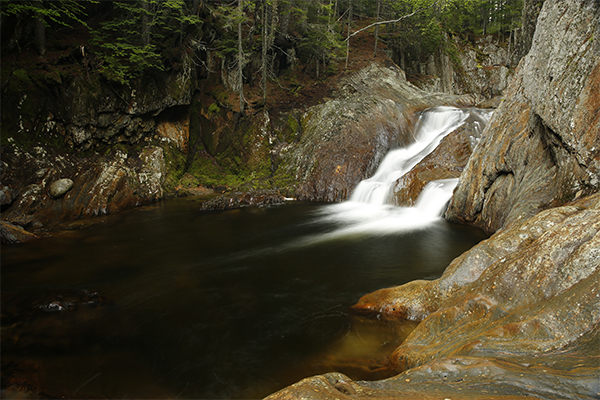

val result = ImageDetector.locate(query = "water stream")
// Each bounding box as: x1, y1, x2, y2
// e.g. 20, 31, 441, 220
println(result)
313, 106, 493, 239
1, 107, 492, 399
351, 106, 469, 206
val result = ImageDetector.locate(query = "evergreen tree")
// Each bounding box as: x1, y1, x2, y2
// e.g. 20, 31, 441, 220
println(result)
214, 0, 250, 112
1, 0, 91, 57
91, 0, 201, 84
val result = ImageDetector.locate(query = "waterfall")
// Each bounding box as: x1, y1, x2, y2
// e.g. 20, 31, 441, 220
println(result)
351, 107, 470, 205
309, 106, 493, 239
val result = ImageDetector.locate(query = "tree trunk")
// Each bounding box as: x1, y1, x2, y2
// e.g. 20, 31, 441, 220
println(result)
238, 0, 245, 113
481, 6, 487, 36
280, 0, 291, 37
33, 1, 46, 57
345, 0, 352, 70
514, 0, 545, 63
262, 0, 268, 104
33, 15, 46, 57
373, 0, 382, 58
141, 0, 150, 47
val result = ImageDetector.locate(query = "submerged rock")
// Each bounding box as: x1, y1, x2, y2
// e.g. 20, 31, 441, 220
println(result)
200, 190, 285, 211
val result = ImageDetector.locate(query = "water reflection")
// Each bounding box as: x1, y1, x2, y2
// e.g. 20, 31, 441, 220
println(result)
1, 200, 486, 399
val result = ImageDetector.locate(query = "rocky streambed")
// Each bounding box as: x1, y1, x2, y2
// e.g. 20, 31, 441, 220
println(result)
1, 0, 598, 398
267, 0, 600, 398
267, 194, 600, 399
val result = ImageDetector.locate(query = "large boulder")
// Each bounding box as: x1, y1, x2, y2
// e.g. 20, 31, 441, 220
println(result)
0, 145, 166, 230
446, 0, 600, 235
268, 192, 600, 400
282, 63, 475, 202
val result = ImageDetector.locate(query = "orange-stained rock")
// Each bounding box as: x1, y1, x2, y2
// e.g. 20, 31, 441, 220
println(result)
1, 145, 166, 230
0, 220, 39, 244
284, 63, 476, 202
446, 0, 600, 235
269, 192, 600, 400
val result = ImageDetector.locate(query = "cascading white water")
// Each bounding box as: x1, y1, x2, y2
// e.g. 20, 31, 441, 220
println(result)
350, 107, 469, 205
308, 106, 493, 239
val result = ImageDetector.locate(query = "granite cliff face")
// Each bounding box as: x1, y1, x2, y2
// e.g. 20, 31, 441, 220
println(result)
446, 0, 600, 234
283, 63, 475, 202
413, 35, 513, 103
267, 0, 600, 398
0, 70, 192, 238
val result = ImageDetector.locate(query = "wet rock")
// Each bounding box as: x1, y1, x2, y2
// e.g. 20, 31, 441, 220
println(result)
393, 110, 491, 206
0, 220, 39, 244
0, 184, 18, 207
283, 63, 475, 202
1, 145, 166, 229
446, 0, 600, 235
269, 192, 600, 400
200, 190, 285, 211
48, 178, 73, 199
354, 192, 600, 319
156, 114, 190, 151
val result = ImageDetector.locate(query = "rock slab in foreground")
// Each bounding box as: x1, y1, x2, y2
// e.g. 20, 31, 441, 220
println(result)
267, 192, 600, 400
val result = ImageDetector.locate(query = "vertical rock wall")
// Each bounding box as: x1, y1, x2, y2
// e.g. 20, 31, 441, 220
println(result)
446, 0, 600, 235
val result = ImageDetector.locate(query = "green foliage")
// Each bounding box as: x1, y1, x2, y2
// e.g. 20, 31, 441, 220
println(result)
208, 103, 221, 116
91, 0, 201, 84
293, 1, 343, 64
385, 0, 522, 65
214, 0, 249, 59
0, 0, 92, 28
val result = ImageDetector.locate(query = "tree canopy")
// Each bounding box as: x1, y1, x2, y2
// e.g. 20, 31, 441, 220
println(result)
1, 0, 524, 92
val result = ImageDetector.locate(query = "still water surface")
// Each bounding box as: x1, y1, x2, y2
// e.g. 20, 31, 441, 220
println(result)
2, 198, 486, 399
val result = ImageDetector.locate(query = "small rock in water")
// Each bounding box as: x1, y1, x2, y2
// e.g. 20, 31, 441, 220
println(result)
48, 178, 74, 199
0, 221, 38, 244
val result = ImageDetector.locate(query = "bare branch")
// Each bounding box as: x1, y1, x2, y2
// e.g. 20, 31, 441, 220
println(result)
344, 0, 439, 41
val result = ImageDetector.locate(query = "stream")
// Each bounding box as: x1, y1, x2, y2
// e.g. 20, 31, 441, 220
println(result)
1, 107, 491, 399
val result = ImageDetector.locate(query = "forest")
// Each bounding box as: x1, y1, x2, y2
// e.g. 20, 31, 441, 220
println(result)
3, 0, 600, 399
1, 0, 523, 109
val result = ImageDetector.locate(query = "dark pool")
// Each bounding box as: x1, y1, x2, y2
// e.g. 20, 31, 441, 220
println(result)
1, 198, 487, 399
